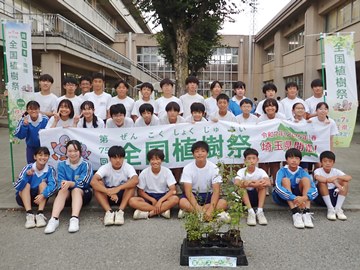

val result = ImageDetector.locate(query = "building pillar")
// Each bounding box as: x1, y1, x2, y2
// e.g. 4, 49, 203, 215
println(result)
274, 30, 286, 97
40, 52, 62, 96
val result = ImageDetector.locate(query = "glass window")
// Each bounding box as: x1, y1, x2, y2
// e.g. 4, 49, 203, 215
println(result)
265, 46, 274, 62
326, 0, 360, 31
353, 0, 360, 20
287, 30, 304, 51
327, 9, 337, 32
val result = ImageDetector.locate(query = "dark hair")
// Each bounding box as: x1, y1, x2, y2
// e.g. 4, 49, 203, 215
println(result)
57, 99, 75, 118
216, 93, 229, 103
39, 74, 54, 83
160, 78, 174, 88
79, 76, 92, 84
233, 81, 246, 90
80, 101, 98, 128
185, 76, 199, 85
320, 150, 336, 162
26, 100, 40, 110
92, 72, 104, 81
114, 79, 129, 89
262, 98, 279, 114
191, 141, 209, 154
139, 103, 154, 115
292, 102, 305, 110
147, 149, 165, 161
262, 83, 277, 94
285, 148, 302, 159
165, 101, 180, 112
240, 99, 253, 107
243, 148, 259, 158
311, 79, 323, 88
35, 146, 50, 156
140, 82, 154, 92
63, 77, 78, 86
66, 140, 82, 153
285, 82, 298, 90
316, 102, 329, 110
109, 104, 126, 117
210, 80, 223, 90
190, 102, 205, 113
108, 145, 125, 158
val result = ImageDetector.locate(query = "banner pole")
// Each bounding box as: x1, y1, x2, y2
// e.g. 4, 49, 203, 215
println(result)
320, 32, 326, 102
1, 21, 15, 182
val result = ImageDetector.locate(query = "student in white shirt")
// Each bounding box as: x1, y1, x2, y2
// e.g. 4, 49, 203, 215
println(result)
106, 104, 134, 128
184, 102, 207, 123
33, 74, 57, 118
78, 76, 92, 101
131, 82, 157, 122
129, 149, 179, 219
155, 78, 183, 119
236, 99, 258, 125
56, 77, 83, 115
107, 80, 134, 118
229, 81, 255, 116
305, 79, 325, 119
46, 99, 75, 128
179, 76, 205, 118
280, 82, 309, 120
73, 101, 104, 128
209, 93, 236, 122
159, 101, 185, 125
134, 103, 160, 127
255, 83, 284, 116
205, 80, 223, 118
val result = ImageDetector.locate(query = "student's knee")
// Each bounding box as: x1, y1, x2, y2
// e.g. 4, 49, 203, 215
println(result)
71, 188, 84, 197
179, 198, 190, 209
216, 199, 227, 210
281, 177, 291, 187
38, 182, 47, 192
169, 195, 180, 204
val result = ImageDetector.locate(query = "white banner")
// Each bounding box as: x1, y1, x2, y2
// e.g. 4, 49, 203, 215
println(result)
2, 22, 34, 141
324, 33, 358, 147
40, 120, 330, 170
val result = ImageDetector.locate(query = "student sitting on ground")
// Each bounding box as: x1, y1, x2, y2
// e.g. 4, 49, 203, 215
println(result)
90, 146, 138, 226
14, 147, 56, 229
129, 149, 179, 220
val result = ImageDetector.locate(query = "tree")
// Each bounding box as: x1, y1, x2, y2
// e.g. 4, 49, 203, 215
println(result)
135, 0, 244, 96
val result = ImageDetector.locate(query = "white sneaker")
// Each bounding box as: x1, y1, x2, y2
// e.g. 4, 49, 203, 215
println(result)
35, 213, 47, 228
217, 211, 231, 223
25, 213, 36, 229
247, 211, 256, 226
292, 213, 305, 229
327, 208, 336, 221
104, 211, 115, 226
335, 208, 347, 220
256, 211, 268, 225
44, 217, 59, 234
302, 212, 314, 228
178, 209, 185, 219
133, 209, 149, 220
115, 210, 125, 225
161, 210, 171, 219
68, 217, 79, 233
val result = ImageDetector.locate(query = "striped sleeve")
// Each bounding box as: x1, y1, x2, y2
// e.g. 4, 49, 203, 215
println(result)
13, 164, 32, 191
74, 161, 93, 189
274, 168, 296, 201
42, 166, 57, 198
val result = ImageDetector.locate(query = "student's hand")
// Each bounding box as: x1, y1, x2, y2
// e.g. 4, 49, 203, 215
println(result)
23, 116, 29, 126
73, 114, 82, 125
26, 168, 35, 176
211, 118, 219, 123
326, 176, 337, 183
53, 113, 60, 122
294, 196, 306, 208
61, 180, 73, 190
306, 119, 312, 123
33, 194, 45, 205
109, 194, 118, 203
107, 187, 120, 196
150, 198, 158, 206
154, 201, 162, 215
205, 207, 214, 221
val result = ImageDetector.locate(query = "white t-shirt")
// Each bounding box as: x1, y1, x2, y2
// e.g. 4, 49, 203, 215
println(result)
76, 117, 104, 128
179, 93, 205, 118
209, 111, 236, 122
235, 114, 258, 125
280, 97, 309, 120
138, 166, 176, 193
96, 162, 137, 187
180, 160, 222, 193
234, 167, 268, 191
134, 114, 160, 127
314, 167, 345, 190
305, 96, 324, 115
106, 118, 134, 128
131, 99, 157, 117
257, 112, 286, 123
309, 117, 339, 136
46, 116, 74, 128
34, 92, 57, 114
84, 92, 112, 120
204, 96, 218, 118
184, 115, 207, 123
107, 96, 135, 118
155, 96, 184, 118
159, 115, 185, 125
255, 99, 285, 116
56, 95, 83, 115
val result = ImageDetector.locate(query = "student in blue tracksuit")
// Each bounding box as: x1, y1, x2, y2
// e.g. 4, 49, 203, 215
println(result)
44, 140, 93, 234
273, 148, 318, 229
14, 146, 56, 229
14, 101, 48, 163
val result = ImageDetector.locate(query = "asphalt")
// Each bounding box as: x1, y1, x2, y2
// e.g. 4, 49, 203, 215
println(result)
0, 117, 359, 211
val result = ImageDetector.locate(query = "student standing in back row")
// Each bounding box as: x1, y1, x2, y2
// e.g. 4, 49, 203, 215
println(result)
155, 78, 183, 119
180, 76, 205, 118
33, 74, 57, 118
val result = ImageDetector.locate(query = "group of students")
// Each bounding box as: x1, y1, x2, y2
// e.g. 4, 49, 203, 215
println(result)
13, 73, 352, 231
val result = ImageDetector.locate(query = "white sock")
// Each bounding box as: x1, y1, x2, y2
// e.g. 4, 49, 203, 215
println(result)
257, 208, 263, 214
322, 195, 334, 210
248, 208, 255, 215
335, 195, 346, 210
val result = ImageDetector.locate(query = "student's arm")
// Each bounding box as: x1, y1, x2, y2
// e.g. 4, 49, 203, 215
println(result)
73, 162, 93, 189
41, 166, 57, 198
138, 189, 157, 205
183, 182, 201, 211
57, 162, 74, 190
108, 175, 139, 194
158, 184, 177, 203
206, 182, 220, 218
13, 165, 32, 191
274, 169, 296, 201
13, 117, 28, 139
90, 173, 109, 193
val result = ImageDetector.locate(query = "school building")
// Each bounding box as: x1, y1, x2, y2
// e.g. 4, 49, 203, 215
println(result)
0, 0, 359, 104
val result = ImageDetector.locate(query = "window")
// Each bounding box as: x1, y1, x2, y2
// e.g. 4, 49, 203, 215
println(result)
265, 46, 274, 62
326, 1, 360, 32
287, 30, 304, 51
285, 75, 304, 98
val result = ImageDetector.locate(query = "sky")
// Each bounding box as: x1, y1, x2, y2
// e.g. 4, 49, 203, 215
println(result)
220, 0, 292, 35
